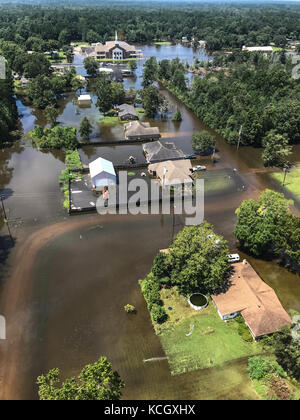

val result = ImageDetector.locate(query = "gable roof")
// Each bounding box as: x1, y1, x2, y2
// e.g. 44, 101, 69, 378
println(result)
124, 121, 160, 139
143, 141, 185, 163
148, 159, 193, 186
118, 104, 138, 118
211, 262, 291, 338
89, 157, 116, 178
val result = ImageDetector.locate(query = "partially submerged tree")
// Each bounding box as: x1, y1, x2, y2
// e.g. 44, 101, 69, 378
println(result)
172, 109, 182, 122
262, 130, 292, 167
83, 57, 99, 77
37, 356, 124, 400
191, 130, 216, 154
79, 116, 92, 141
44, 105, 59, 127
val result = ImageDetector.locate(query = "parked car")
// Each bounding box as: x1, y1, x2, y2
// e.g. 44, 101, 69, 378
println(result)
228, 253, 240, 263
190, 165, 207, 172
185, 154, 197, 159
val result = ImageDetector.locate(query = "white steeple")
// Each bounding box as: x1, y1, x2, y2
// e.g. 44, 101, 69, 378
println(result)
115, 30, 118, 42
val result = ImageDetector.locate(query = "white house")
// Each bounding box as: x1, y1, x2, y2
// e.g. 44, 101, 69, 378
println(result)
89, 157, 117, 189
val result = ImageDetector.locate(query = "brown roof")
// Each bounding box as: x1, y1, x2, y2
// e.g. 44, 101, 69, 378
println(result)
124, 121, 160, 139
95, 41, 137, 53
211, 262, 291, 338
149, 159, 193, 186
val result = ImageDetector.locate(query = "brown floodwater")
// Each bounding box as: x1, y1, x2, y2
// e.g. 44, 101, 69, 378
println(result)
0, 44, 300, 400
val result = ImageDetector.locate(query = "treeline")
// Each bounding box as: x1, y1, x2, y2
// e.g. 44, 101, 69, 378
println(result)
147, 51, 300, 162
0, 4, 299, 49
0, 67, 18, 146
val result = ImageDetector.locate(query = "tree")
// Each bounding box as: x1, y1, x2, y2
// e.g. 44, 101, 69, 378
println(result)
94, 73, 113, 114
37, 356, 124, 400
127, 60, 137, 72
142, 56, 158, 88
86, 30, 99, 44
171, 68, 186, 91
191, 130, 216, 154
234, 189, 290, 257
172, 109, 182, 122
273, 327, 300, 381
151, 252, 171, 279
262, 130, 292, 167
23, 53, 51, 78
248, 356, 286, 381
79, 116, 92, 141
44, 105, 59, 127
27, 75, 56, 109
111, 82, 125, 105
83, 57, 99, 77
139, 85, 163, 118
167, 222, 229, 294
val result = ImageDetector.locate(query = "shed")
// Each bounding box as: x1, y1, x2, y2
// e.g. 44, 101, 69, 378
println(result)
78, 94, 92, 106
89, 157, 117, 189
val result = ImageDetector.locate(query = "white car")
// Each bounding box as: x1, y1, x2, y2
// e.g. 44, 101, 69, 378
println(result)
228, 253, 240, 263
191, 165, 207, 172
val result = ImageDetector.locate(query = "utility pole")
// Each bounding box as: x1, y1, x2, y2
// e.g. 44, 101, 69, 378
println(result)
0, 195, 13, 245
237, 125, 243, 151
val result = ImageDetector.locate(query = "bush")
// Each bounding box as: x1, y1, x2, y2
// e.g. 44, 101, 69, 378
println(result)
151, 304, 168, 324
151, 252, 171, 279
235, 316, 253, 342
140, 274, 162, 311
124, 304, 136, 313
248, 356, 287, 381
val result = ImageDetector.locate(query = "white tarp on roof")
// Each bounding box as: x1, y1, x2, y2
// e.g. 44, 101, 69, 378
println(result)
89, 157, 116, 188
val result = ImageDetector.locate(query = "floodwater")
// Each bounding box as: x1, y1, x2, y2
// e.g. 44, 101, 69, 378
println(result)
0, 43, 300, 400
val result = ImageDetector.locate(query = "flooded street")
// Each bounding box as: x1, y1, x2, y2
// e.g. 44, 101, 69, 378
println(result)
0, 44, 300, 400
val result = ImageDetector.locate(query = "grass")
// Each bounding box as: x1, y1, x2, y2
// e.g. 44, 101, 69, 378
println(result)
157, 287, 262, 375
154, 41, 172, 45
271, 166, 300, 198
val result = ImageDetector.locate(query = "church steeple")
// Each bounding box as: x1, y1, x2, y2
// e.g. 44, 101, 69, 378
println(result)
115, 30, 118, 42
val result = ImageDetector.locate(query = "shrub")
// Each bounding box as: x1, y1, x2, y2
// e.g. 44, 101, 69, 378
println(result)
124, 304, 136, 313
248, 356, 287, 381
151, 304, 168, 324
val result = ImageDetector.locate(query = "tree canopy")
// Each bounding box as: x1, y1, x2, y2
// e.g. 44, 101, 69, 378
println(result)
37, 356, 124, 400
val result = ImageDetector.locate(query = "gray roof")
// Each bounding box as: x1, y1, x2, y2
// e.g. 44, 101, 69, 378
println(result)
118, 104, 138, 118
143, 141, 185, 163
124, 121, 160, 139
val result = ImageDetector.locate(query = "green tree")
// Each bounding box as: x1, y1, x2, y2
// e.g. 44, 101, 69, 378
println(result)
83, 57, 99, 77
142, 56, 158, 88
234, 189, 290, 257
94, 73, 113, 114
127, 60, 137, 72
273, 327, 300, 381
191, 130, 216, 154
37, 356, 124, 400
79, 116, 92, 141
167, 222, 229, 294
139, 85, 163, 118
172, 109, 182, 122
262, 130, 292, 167
44, 105, 59, 127
111, 82, 125, 105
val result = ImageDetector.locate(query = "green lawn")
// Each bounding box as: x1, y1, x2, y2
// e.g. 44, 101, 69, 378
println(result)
271, 166, 300, 198
154, 41, 172, 45
157, 288, 262, 375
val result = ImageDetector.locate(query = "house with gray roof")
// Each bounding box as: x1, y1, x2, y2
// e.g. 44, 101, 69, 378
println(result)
118, 104, 138, 121
143, 141, 185, 163
124, 121, 161, 141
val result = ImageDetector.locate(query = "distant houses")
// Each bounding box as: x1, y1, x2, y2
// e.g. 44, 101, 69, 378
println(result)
118, 104, 138, 121
242, 45, 273, 53
143, 141, 185, 163
89, 157, 117, 189
211, 261, 291, 340
124, 121, 161, 141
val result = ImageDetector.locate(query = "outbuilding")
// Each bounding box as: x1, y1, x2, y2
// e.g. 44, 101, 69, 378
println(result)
78, 94, 92, 106
89, 157, 117, 189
